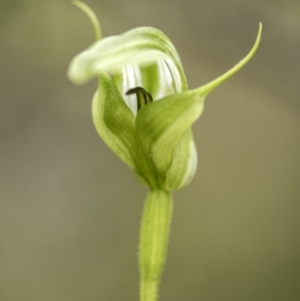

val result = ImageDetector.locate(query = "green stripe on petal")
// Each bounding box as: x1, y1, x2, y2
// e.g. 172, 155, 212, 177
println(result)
140, 63, 161, 99
166, 129, 198, 190
68, 27, 188, 92
141, 61, 176, 100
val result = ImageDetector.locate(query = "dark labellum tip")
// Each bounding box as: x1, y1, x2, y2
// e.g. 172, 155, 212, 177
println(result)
126, 86, 153, 111
126, 87, 147, 95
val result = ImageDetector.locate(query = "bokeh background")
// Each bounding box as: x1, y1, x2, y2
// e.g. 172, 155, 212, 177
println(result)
1, 0, 299, 300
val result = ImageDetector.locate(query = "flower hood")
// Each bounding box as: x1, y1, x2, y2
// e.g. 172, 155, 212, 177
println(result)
68, 6, 262, 191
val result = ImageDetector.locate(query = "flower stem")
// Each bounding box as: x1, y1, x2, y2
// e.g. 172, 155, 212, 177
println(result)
139, 190, 173, 301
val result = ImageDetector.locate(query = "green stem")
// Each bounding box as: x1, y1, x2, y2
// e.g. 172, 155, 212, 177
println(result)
139, 190, 173, 301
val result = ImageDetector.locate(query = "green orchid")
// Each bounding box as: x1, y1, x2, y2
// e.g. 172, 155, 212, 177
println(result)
68, 2, 262, 301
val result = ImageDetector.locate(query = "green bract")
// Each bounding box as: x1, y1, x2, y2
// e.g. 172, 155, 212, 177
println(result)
68, 5, 262, 192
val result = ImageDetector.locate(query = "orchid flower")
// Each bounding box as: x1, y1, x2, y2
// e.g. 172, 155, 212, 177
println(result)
68, 2, 262, 301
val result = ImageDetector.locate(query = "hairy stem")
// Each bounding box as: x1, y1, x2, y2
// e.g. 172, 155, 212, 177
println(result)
139, 190, 173, 301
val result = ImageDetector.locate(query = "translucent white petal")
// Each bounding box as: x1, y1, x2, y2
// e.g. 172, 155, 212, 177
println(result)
122, 64, 142, 115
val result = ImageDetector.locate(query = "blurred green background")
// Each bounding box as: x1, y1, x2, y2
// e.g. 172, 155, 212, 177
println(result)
1, 0, 300, 300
